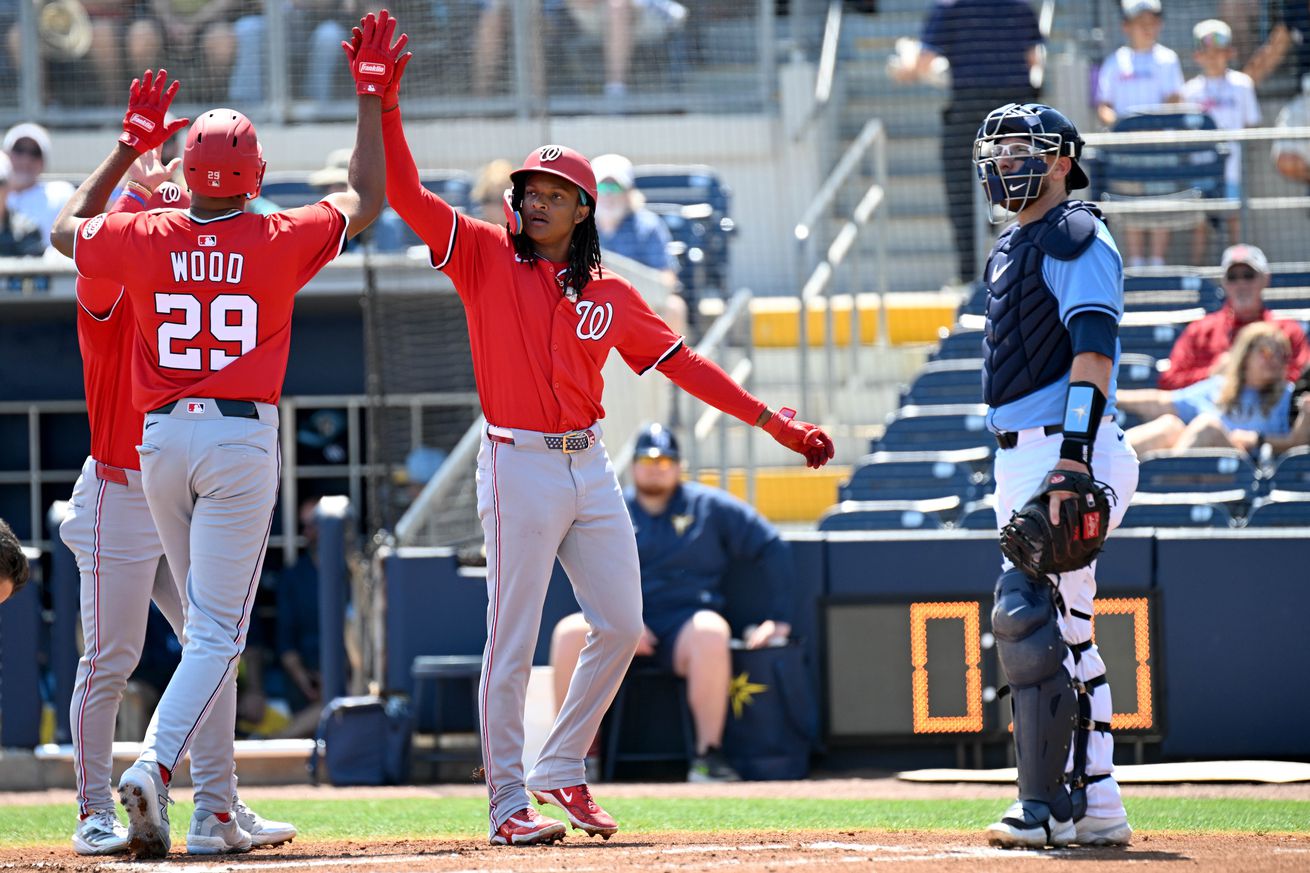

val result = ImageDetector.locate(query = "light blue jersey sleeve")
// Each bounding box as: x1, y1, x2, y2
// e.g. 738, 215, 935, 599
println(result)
987, 220, 1125, 433
1042, 223, 1124, 325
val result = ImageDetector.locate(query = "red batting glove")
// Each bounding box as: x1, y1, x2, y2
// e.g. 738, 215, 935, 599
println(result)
343, 8, 410, 99
762, 408, 835, 469
118, 69, 189, 153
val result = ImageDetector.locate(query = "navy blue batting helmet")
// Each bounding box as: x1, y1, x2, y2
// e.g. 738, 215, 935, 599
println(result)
633, 423, 680, 461
973, 103, 1089, 214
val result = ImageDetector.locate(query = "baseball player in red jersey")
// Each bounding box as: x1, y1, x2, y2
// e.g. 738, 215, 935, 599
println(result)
372, 48, 834, 846
61, 148, 296, 856
50, 12, 404, 858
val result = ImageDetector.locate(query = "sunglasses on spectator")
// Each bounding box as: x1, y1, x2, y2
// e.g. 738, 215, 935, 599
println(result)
1225, 269, 1259, 281
635, 456, 677, 469
597, 181, 626, 195
9, 143, 40, 158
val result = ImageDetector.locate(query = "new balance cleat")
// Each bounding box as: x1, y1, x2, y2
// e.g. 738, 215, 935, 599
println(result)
118, 760, 171, 859
187, 810, 253, 855
233, 796, 297, 847
72, 809, 128, 855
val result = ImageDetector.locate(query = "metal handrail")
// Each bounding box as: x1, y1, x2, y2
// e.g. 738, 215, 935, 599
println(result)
792, 0, 844, 142
794, 118, 888, 417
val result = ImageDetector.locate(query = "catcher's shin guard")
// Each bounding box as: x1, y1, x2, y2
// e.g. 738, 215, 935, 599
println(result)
992, 569, 1077, 823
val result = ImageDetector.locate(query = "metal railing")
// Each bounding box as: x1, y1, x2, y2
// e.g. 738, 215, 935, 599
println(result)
793, 117, 888, 418
792, 0, 844, 142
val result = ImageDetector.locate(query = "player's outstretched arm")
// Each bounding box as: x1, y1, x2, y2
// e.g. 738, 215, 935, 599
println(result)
657, 345, 835, 468
330, 9, 409, 239
52, 69, 188, 256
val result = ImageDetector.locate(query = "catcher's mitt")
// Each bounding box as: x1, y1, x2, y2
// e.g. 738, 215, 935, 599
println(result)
1000, 469, 1113, 577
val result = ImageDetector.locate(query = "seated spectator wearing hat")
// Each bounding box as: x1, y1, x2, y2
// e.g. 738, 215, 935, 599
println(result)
1120, 322, 1310, 455
591, 152, 687, 335
471, 158, 515, 226
548, 424, 793, 782
0, 152, 48, 257
1158, 244, 1310, 389
310, 148, 408, 251
4, 122, 73, 244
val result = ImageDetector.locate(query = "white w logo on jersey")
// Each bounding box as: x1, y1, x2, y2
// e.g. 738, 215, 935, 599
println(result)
574, 299, 614, 341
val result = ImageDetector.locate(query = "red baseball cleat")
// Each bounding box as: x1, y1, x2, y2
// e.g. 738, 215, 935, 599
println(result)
490, 807, 566, 846
530, 784, 618, 839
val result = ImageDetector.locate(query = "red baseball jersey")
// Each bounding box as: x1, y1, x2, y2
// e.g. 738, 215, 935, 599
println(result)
76, 183, 192, 470
72, 202, 347, 412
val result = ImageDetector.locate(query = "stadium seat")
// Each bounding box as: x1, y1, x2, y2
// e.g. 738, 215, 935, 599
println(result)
817, 497, 960, 532
260, 176, 318, 209
1090, 110, 1227, 225
873, 404, 994, 453
1244, 491, 1310, 527
632, 164, 731, 213
1117, 316, 1193, 361
1116, 353, 1159, 390
1269, 446, 1310, 493
646, 201, 733, 293
839, 447, 990, 502
1118, 491, 1241, 528
927, 329, 984, 361
900, 358, 984, 407
1136, 449, 1259, 495
957, 494, 999, 530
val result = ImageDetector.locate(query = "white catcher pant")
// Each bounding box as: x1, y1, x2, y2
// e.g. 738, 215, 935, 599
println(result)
993, 422, 1139, 820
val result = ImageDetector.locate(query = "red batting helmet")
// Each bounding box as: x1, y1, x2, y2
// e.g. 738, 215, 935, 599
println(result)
510, 144, 597, 204
183, 108, 266, 199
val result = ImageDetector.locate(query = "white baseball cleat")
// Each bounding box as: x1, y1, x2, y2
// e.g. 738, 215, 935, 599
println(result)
117, 760, 171, 859
985, 801, 1074, 849
1074, 814, 1133, 846
187, 810, 254, 855
72, 809, 129, 855
233, 796, 297, 847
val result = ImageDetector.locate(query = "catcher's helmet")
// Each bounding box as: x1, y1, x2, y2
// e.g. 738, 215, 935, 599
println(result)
973, 103, 1088, 218
183, 108, 266, 199
633, 423, 680, 461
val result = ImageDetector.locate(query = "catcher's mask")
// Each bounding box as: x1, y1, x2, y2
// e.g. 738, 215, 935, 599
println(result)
973, 102, 1088, 222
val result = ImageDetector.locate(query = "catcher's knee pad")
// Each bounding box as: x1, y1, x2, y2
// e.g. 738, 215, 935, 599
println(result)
991, 568, 1065, 686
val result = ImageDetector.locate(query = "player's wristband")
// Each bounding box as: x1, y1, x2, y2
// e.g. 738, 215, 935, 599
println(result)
1058, 381, 1107, 467
126, 180, 154, 198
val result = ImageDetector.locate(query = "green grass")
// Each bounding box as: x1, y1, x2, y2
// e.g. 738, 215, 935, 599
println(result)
3, 796, 1308, 847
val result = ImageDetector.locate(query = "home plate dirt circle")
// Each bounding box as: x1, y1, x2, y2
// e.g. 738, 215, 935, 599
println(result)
3, 831, 1309, 873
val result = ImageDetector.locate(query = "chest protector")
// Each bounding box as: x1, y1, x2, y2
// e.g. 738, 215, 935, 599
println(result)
982, 200, 1104, 409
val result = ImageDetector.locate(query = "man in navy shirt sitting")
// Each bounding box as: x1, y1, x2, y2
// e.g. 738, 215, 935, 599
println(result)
548, 424, 792, 782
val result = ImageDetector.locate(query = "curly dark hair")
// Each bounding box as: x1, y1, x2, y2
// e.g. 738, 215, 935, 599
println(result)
0, 516, 30, 598
508, 181, 604, 296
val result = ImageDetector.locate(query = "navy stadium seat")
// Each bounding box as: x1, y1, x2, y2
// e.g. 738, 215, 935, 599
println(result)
817, 497, 960, 532
1244, 492, 1310, 527
260, 177, 318, 209
901, 358, 984, 407
839, 447, 990, 502
1119, 491, 1240, 528
1116, 353, 1159, 390
1090, 110, 1227, 217
1269, 446, 1310, 492
928, 329, 984, 361
957, 494, 999, 530
632, 164, 731, 213
647, 202, 733, 293
1136, 449, 1259, 495
873, 404, 994, 453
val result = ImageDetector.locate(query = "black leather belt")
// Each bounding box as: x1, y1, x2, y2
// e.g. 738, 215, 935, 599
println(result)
150, 399, 259, 419
543, 429, 596, 453
995, 424, 1062, 450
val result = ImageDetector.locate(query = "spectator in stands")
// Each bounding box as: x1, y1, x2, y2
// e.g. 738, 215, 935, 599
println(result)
0, 153, 48, 257
1226, 0, 1310, 93
1272, 73, 1310, 188
5, 1, 131, 107
4, 122, 72, 244
471, 158, 515, 225
1182, 19, 1259, 259
0, 516, 29, 605
548, 424, 793, 783
470, 0, 548, 98
591, 152, 688, 334
274, 497, 325, 738
1158, 244, 1310, 389
127, 1, 245, 104
563, 0, 687, 108
229, 1, 351, 106
1096, 0, 1183, 269
890, 0, 1041, 285
1120, 322, 1310, 455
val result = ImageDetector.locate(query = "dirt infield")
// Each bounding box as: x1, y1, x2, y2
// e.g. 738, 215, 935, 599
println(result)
2, 831, 1309, 873
2, 780, 1307, 872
